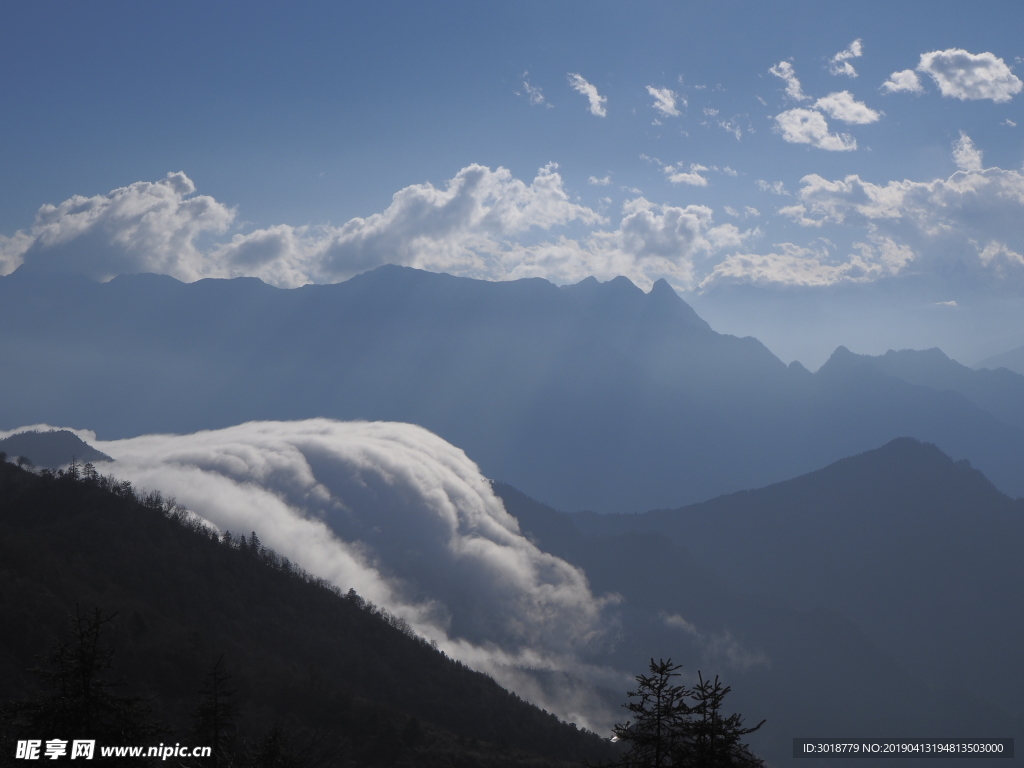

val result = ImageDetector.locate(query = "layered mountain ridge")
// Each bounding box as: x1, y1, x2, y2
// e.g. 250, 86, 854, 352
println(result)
2, 265, 1023, 511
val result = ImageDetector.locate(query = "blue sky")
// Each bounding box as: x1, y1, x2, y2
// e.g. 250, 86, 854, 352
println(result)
2, 1, 1023, 366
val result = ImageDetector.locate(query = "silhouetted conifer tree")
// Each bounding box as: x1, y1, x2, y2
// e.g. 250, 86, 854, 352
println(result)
611, 659, 690, 767
189, 656, 239, 768
0, 608, 158, 765
602, 660, 765, 768
677, 672, 764, 768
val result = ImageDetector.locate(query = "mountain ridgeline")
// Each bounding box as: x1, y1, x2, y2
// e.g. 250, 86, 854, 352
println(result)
2, 265, 1024, 512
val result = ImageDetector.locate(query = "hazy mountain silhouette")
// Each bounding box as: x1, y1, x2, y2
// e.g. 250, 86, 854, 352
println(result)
977, 342, 1024, 376
3, 266, 1024, 511
496, 438, 1024, 764
569, 438, 1024, 732
833, 346, 1024, 429
0, 430, 112, 468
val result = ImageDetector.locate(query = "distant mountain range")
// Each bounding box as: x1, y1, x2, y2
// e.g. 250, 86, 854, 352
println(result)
2, 265, 1024, 511
977, 342, 1024, 376
499, 437, 1024, 765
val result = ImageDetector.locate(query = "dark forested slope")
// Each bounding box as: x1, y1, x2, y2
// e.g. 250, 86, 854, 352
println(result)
0, 459, 612, 767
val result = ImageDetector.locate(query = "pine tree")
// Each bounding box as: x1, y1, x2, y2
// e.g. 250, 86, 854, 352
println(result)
676, 672, 764, 768
610, 659, 690, 767
189, 656, 239, 768
603, 661, 765, 768
0, 607, 158, 765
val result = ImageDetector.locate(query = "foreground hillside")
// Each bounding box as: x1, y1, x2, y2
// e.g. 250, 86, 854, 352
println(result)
0, 458, 613, 767
3, 266, 1024, 511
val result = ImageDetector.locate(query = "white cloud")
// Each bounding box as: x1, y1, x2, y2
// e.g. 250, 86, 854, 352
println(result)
521, 77, 550, 107
0, 230, 33, 276
76, 419, 623, 731
769, 61, 809, 101
501, 197, 753, 290
814, 91, 881, 124
664, 163, 708, 187
588, 175, 611, 186
702, 239, 913, 288
829, 39, 863, 77
778, 161, 1024, 281
917, 49, 1023, 102
568, 73, 607, 117
9, 172, 235, 281
774, 108, 857, 151
952, 131, 984, 171
14, 165, 604, 287
1004, 119, 1017, 127
647, 85, 682, 117
719, 118, 743, 140
881, 69, 924, 94
5, 165, 761, 294
756, 180, 790, 196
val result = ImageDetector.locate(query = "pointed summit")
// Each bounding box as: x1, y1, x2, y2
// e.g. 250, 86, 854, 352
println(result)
645, 278, 712, 331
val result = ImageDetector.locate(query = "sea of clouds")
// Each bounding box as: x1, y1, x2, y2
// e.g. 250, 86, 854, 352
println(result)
2, 419, 627, 732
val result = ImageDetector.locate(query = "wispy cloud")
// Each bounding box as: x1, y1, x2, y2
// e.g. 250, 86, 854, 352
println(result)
829, 39, 863, 77
646, 85, 682, 117
769, 61, 809, 101
519, 73, 551, 107
568, 73, 607, 117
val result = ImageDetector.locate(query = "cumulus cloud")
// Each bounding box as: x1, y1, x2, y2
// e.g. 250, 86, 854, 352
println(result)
881, 69, 924, 94
952, 131, 984, 171
6, 165, 762, 294
10, 165, 605, 287
568, 73, 607, 117
588, 175, 611, 186
59, 419, 624, 731
775, 154, 1024, 282
499, 197, 752, 290
917, 49, 1023, 102
7, 172, 235, 281
647, 85, 682, 117
774, 108, 857, 151
814, 91, 881, 124
829, 39, 863, 77
769, 61, 809, 101
664, 163, 708, 187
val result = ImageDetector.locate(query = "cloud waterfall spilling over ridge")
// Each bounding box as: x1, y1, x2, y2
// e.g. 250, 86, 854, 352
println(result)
69, 419, 623, 731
